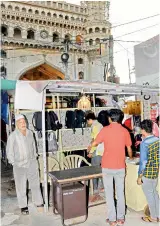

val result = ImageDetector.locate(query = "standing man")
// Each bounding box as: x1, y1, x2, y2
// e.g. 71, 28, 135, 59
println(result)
137, 120, 159, 223
6, 114, 43, 215
86, 112, 104, 194
88, 109, 133, 226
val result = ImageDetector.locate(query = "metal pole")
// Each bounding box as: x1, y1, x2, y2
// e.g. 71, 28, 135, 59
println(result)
74, 52, 76, 80
109, 35, 114, 82
93, 94, 96, 114
65, 63, 68, 80
65, 40, 69, 80
57, 95, 63, 169
127, 51, 131, 84
42, 89, 48, 212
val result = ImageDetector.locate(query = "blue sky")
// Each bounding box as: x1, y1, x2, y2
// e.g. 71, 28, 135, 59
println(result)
67, 0, 160, 83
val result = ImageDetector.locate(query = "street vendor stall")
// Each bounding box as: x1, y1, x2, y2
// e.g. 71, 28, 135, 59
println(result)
12, 80, 159, 213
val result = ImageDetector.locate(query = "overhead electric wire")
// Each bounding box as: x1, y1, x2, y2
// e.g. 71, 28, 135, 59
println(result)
115, 23, 160, 39
3, 21, 157, 59
114, 41, 134, 57
111, 14, 160, 28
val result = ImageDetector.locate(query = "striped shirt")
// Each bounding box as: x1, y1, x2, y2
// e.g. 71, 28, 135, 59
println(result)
6, 129, 37, 167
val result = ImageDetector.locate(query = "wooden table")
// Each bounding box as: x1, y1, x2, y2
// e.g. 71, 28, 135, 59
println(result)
49, 166, 102, 226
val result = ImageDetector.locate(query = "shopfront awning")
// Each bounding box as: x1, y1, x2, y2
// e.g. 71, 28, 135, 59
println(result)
1, 79, 17, 90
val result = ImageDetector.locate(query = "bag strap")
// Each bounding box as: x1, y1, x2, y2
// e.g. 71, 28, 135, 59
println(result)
73, 110, 77, 134
32, 113, 37, 131
81, 113, 85, 135
65, 111, 68, 127
57, 130, 59, 142
51, 111, 58, 122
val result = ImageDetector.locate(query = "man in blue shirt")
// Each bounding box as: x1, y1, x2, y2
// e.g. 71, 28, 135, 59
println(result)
137, 119, 159, 223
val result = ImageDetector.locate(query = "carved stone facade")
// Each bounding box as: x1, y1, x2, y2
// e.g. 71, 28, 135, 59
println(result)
1, 1, 112, 81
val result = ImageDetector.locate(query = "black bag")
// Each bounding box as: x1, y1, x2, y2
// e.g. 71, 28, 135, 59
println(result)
97, 110, 109, 127
75, 110, 86, 128
65, 111, 76, 129
49, 111, 62, 131
95, 98, 103, 107
32, 111, 51, 131
65, 110, 86, 134
91, 98, 103, 107
32, 111, 62, 131
64, 97, 79, 108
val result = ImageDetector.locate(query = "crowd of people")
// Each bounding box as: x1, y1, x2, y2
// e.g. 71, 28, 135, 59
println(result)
6, 109, 159, 226
86, 109, 159, 226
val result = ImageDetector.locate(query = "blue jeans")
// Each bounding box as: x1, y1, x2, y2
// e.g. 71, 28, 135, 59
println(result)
102, 168, 125, 222
142, 176, 160, 219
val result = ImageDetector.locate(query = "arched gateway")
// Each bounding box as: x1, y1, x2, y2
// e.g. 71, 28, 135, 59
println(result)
19, 63, 64, 80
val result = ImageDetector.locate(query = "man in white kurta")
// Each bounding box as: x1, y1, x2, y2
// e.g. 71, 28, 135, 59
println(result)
6, 114, 43, 214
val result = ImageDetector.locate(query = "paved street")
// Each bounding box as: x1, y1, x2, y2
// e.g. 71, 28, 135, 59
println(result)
1, 163, 157, 226
1, 200, 157, 226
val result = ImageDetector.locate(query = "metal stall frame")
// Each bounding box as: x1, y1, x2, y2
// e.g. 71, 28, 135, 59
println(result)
14, 80, 159, 212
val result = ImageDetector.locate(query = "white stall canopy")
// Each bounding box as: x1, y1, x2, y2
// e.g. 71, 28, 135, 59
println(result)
15, 80, 159, 111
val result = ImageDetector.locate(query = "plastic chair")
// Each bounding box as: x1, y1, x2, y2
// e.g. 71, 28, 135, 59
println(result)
38, 154, 60, 184
63, 154, 94, 195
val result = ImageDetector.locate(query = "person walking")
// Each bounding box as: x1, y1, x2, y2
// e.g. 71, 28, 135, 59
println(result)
88, 109, 133, 226
6, 114, 43, 215
86, 112, 104, 195
137, 119, 160, 223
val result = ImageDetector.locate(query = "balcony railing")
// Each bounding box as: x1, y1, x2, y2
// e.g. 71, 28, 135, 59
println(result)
2, 36, 102, 54
1, 9, 86, 27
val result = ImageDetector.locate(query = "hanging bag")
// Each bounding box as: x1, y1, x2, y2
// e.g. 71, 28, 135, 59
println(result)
65, 110, 76, 132
46, 132, 58, 154
75, 110, 86, 135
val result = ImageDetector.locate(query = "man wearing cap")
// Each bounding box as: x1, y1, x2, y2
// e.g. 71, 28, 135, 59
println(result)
6, 114, 43, 214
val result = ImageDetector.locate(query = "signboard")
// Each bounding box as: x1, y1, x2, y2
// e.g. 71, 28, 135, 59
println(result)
134, 35, 159, 86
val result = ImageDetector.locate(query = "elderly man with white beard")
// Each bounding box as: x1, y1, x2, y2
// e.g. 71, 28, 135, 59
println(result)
6, 114, 43, 214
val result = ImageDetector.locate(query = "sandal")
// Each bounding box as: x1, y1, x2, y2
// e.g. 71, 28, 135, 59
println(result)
21, 207, 29, 215
141, 216, 157, 223
109, 222, 117, 226
37, 204, 44, 207
106, 219, 117, 226
117, 219, 125, 225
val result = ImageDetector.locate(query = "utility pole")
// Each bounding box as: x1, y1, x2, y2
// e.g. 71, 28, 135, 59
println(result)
127, 50, 131, 84
109, 35, 114, 82
100, 41, 109, 81
65, 40, 69, 80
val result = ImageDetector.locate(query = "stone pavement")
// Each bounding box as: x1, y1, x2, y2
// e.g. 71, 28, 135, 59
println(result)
1, 162, 158, 226
1, 190, 158, 226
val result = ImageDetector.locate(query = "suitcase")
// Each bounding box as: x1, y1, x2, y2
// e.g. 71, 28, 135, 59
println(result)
52, 182, 87, 220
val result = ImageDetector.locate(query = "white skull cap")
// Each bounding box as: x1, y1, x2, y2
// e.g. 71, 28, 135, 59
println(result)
15, 114, 24, 121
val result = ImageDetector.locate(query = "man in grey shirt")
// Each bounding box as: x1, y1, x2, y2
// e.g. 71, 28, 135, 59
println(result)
6, 114, 43, 214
